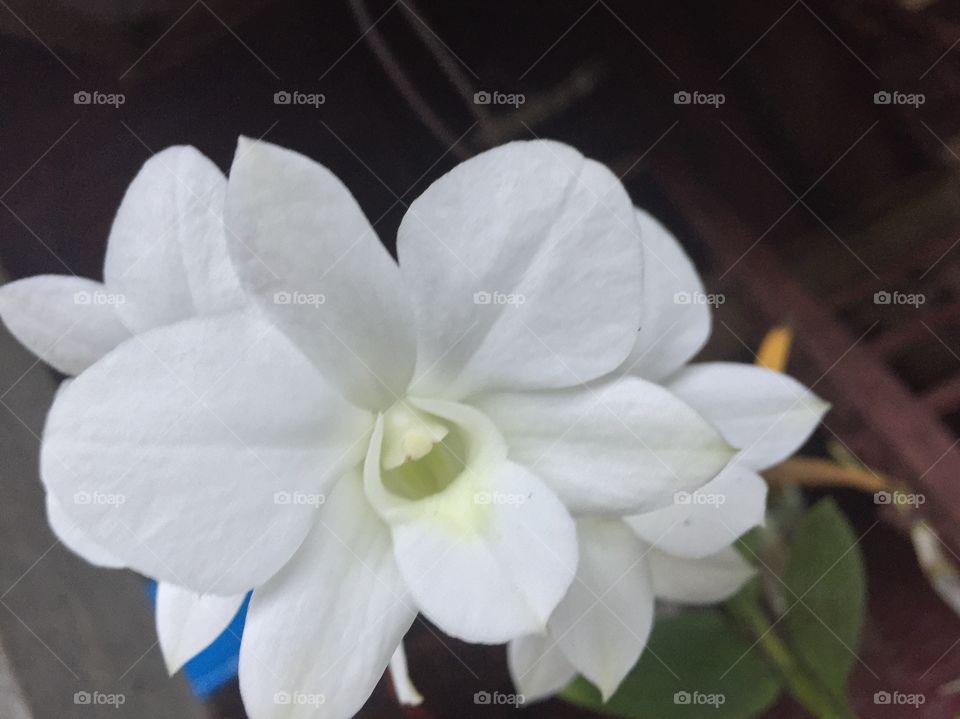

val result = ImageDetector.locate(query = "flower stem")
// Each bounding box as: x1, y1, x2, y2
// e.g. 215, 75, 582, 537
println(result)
726, 592, 858, 719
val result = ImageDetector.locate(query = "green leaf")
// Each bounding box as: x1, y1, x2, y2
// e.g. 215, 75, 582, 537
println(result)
562, 609, 781, 719
781, 497, 866, 695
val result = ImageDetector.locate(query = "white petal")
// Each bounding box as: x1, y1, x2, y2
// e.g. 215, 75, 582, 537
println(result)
622, 209, 711, 381
156, 583, 246, 675
387, 462, 576, 643
41, 311, 372, 594
649, 546, 755, 604
668, 363, 829, 471
398, 140, 642, 399
507, 634, 577, 704
474, 377, 736, 515
42, 385, 127, 569
0, 276, 130, 375
389, 642, 423, 706
104, 146, 232, 332
364, 400, 578, 643
175, 188, 245, 317
225, 138, 416, 410
547, 519, 654, 701
46, 492, 125, 569
626, 464, 767, 559
239, 473, 416, 719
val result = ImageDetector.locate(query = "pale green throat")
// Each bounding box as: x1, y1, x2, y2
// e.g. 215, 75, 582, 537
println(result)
380, 404, 467, 501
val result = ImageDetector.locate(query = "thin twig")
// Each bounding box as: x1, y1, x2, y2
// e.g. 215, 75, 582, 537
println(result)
348, 0, 472, 158
397, 0, 495, 142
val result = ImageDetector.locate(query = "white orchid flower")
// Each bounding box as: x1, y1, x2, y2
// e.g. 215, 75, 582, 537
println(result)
9, 138, 742, 719
507, 211, 829, 703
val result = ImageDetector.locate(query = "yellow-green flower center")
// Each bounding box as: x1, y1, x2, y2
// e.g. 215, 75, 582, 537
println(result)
380, 404, 467, 500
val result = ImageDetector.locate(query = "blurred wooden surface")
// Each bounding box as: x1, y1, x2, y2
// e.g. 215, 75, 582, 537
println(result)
0, 635, 32, 719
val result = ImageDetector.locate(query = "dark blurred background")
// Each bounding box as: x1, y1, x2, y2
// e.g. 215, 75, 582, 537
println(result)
3, 0, 960, 717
